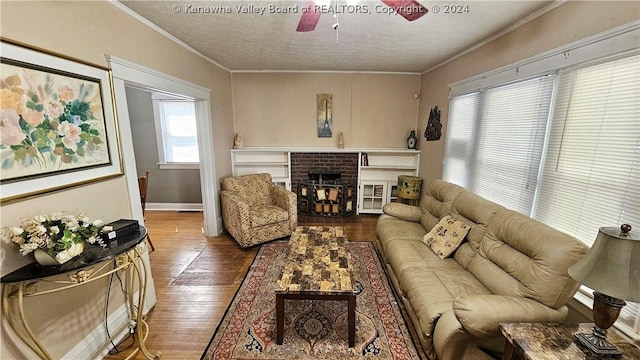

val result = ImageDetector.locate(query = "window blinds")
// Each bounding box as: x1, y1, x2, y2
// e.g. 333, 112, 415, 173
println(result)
471, 76, 555, 215
442, 92, 480, 188
534, 54, 640, 330
443, 75, 556, 215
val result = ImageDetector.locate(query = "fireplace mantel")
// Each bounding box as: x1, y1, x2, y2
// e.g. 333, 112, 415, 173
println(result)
231, 147, 420, 154
231, 148, 420, 214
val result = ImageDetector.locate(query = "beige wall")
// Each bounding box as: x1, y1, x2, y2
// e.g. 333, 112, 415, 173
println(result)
0, 1, 233, 358
417, 0, 640, 185
232, 72, 421, 148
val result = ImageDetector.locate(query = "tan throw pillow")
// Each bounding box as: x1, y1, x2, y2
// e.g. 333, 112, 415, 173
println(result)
422, 215, 471, 259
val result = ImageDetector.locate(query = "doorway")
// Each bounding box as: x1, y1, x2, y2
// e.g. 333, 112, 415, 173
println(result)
107, 56, 220, 237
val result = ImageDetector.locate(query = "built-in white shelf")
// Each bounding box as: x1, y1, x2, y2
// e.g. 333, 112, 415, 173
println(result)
358, 150, 420, 213
230, 147, 420, 212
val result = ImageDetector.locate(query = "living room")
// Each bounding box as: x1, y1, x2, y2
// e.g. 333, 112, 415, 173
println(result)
1, 1, 638, 359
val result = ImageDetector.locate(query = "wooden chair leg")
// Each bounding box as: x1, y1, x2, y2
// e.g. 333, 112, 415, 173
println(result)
146, 234, 155, 252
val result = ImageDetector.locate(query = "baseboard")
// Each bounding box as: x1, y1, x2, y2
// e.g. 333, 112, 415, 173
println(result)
146, 202, 203, 211
63, 303, 131, 359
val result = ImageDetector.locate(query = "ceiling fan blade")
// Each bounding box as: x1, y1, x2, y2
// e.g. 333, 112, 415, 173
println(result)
296, 0, 322, 32
381, 0, 428, 21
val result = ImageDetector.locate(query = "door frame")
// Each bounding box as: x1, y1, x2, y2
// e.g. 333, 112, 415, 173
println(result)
107, 55, 220, 236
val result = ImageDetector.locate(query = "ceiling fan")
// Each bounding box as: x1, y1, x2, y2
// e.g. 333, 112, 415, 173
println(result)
296, 0, 428, 32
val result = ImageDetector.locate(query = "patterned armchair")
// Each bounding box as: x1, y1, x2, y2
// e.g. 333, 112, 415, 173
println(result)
220, 173, 297, 248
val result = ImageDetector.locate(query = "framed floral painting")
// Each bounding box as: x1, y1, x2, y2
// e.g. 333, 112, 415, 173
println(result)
0, 40, 122, 202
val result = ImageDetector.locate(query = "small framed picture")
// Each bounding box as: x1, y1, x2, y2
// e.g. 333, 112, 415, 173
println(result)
328, 188, 339, 202
316, 188, 326, 200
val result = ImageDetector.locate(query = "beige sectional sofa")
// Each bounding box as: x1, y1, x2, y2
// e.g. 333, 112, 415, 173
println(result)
376, 179, 587, 360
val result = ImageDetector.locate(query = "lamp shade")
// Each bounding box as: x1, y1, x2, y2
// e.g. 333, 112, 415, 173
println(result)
568, 225, 640, 302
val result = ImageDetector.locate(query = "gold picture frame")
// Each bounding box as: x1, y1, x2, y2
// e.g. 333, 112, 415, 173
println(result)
0, 39, 123, 203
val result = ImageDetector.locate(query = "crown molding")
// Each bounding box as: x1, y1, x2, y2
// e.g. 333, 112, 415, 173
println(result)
107, 0, 231, 73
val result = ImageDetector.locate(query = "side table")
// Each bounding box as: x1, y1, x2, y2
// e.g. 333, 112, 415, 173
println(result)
501, 323, 640, 360
1, 226, 159, 360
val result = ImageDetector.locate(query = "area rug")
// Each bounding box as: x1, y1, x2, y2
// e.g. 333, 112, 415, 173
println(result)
201, 240, 421, 360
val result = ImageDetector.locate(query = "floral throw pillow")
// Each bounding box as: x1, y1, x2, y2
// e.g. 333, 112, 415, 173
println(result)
422, 215, 471, 259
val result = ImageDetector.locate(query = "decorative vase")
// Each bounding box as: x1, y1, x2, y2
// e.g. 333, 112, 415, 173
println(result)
338, 132, 345, 149
33, 242, 84, 265
407, 130, 417, 149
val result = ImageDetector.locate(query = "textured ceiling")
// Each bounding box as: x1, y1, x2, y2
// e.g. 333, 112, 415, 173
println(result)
118, 0, 553, 73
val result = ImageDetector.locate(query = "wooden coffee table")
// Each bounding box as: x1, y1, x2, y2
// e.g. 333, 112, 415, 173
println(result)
275, 226, 356, 347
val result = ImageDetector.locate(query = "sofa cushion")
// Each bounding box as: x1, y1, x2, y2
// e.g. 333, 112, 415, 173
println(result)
468, 209, 587, 309
419, 179, 464, 230
382, 202, 422, 222
400, 267, 491, 338
448, 191, 503, 269
423, 215, 471, 259
384, 241, 457, 288
376, 214, 427, 254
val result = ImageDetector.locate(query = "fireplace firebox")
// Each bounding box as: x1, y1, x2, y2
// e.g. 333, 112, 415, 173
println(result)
297, 171, 355, 217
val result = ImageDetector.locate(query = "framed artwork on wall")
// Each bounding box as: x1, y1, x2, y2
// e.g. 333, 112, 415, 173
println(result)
317, 93, 332, 138
0, 40, 123, 203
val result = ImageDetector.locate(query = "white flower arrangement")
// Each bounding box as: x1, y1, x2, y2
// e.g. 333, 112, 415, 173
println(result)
1, 212, 112, 263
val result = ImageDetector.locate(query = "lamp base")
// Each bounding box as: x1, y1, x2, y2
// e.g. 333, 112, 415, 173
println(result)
573, 329, 621, 357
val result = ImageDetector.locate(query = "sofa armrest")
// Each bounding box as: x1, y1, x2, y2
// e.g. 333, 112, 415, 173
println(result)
453, 295, 568, 338
271, 186, 297, 230
382, 202, 422, 222
220, 190, 252, 245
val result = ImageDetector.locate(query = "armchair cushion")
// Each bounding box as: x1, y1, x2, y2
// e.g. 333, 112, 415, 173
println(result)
221, 173, 297, 248
249, 205, 288, 227
221, 173, 273, 206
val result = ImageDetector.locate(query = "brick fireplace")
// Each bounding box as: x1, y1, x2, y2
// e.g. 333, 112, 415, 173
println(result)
291, 152, 359, 217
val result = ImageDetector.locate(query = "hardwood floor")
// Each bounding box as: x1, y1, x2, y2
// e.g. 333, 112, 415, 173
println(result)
106, 211, 380, 360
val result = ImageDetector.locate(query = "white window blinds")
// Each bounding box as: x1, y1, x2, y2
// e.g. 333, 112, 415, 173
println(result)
472, 76, 555, 215
534, 53, 640, 331
442, 92, 480, 188
443, 75, 556, 215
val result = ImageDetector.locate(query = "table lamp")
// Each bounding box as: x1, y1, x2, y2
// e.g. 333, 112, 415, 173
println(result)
568, 224, 640, 356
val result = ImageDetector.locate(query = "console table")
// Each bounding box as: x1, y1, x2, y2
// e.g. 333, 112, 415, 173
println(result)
1, 226, 159, 360
501, 322, 640, 360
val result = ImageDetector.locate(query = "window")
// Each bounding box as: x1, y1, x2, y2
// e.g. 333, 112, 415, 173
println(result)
153, 97, 199, 169
535, 53, 640, 332
443, 51, 640, 337
443, 75, 556, 215
442, 92, 480, 187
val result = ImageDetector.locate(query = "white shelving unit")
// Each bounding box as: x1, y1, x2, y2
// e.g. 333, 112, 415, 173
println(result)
230, 148, 420, 211
231, 149, 291, 190
358, 150, 420, 214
